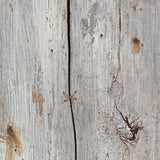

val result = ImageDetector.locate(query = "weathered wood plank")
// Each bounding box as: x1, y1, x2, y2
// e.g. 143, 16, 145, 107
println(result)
0, 0, 74, 159
70, 0, 160, 160
1, 0, 160, 159
121, 1, 160, 159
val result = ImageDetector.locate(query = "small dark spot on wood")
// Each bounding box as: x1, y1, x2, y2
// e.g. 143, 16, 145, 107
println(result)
106, 153, 109, 158
141, 43, 144, 47
145, 149, 148, 153
140, 8, 142, 11
7, 125, 15, 137
14, 148, 17, 152
130, 3, 137, 11
51, 49, 53, 53
132, 38, 140, 54
100, 34, 103, 38
133, 38, 140, 44
133, 6, 136, 11
105, 127, 108, 132
131, 5, 137, 11
9, 4, 13, 12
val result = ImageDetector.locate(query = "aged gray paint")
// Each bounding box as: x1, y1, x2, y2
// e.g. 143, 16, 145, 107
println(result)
0, 0, 160, 160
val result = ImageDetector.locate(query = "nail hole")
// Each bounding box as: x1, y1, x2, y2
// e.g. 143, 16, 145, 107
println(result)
100, 34, 103, 38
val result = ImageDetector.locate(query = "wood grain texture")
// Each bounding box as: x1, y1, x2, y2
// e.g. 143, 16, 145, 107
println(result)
0, 0, 74, 160
1, 0, 160, 160
70, 0, 160, 160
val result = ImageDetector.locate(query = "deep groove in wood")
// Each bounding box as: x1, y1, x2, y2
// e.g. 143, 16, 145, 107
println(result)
118, 0, 122, 71
67, 0, 77, 159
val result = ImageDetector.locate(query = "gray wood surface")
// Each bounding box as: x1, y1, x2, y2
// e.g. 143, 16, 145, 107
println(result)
70, 0, 160, 160
0, 0, 160, 160
0, 0, 74, 160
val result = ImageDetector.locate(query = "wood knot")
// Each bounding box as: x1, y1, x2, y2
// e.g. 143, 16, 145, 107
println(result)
7, 125, 15, 137
6, 123, 23, 159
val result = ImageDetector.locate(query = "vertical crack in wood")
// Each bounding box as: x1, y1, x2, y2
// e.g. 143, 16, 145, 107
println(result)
108, 0, 122, 92
118, 0, 122, 71
67, 0, 77, 159
113, 2, 143, 158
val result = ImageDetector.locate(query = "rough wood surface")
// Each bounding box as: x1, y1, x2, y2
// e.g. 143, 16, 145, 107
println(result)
70, 0, 160, 160
0, 0, 74, 159
0, 0, 160, 160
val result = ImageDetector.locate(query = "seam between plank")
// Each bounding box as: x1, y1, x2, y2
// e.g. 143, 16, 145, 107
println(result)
67, 0, 77, 160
